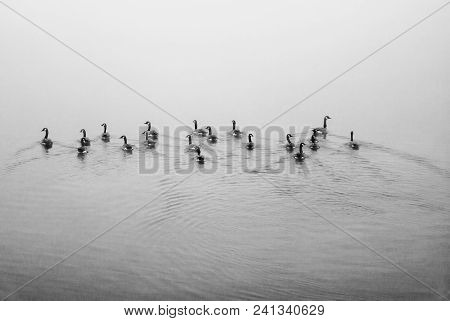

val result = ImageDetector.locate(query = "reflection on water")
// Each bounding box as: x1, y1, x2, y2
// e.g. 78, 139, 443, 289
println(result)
0, 129, 448, 301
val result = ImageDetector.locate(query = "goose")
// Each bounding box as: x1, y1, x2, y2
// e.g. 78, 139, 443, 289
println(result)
119, 135, 134, 151
195, 148, 205, 163
192, 120, 207, 136
285, 134, 295, 150
310, 129, 319, 143
293, 142, 306, 161
246, 133, 255, 150
313, 116, 331, 134
349, 131, 359, 150
144, 121, 159, 139
231, 120, 242, 137
186, 134, 200, 152
101, 123, 110, 140
142, 131, 157, 148
80, 129, 91, 146
309, 130, 320, 150
205, 126, 218, 143
40, 128, 53, 148
77, 138, 88, 154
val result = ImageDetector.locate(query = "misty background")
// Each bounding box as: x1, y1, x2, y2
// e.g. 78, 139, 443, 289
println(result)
0, 0, 449, 166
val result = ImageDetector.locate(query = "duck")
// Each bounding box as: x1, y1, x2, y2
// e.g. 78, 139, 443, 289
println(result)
40, 128, 53, 148
293, 142, 306, 161
119, 135, 134, 151
349, 131, 359, 150
285, 134, 295, 150
231, 120, 243, 137
192, 120, 207, 136
144, 121, 159, 139
80, 129, 91, 146
186, 134, 200, 152
77, 138, 88, 154
313, 116, 331, 134
142, 131, 157, 148
195, 148, 205, 163
101, 123, 110, 141
205, 126, 218, 143
246, 133, 255, 150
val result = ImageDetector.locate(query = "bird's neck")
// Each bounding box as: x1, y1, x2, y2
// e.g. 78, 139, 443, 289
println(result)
351, 132, 354, 142
44, 130, 48, 139
123, 137, 128, 145
299, 145, 303, 154
249, 135, 252, 143
208, 127, 212, 135
323, 118, 327, 128
232, 122, 236, 130
82, 130, 86, 138
188, 136, 192, 144
103, 126, 107, 134
194, 122, 198, 129
287, 135, 292, 144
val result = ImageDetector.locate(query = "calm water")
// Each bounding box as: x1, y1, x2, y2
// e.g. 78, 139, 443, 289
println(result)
0, 125, 449, 300
1, 0, 449, 301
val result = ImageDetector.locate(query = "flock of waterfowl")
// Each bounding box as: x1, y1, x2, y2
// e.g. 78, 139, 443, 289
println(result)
40, 116, 359, 163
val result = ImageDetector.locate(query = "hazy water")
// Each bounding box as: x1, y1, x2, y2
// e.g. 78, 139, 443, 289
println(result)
0, 125, 449, 300
1, 0, 449, 301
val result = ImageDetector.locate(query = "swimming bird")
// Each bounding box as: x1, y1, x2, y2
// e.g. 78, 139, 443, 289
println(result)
192, 120, 207, 136
144, 121, 159, 139
205, 126, 218, 143
310, 129, 319, 143
246, 133, 255, 150
119, 135, 134, 151
78, 138, 88, 154
186, 134, 200, 152
195, 148, 205, 163
142, 131, 157, 148
40, 128, 53, 148
231, 120, 243, 137
285, 134, 295, 150
349, 131, 359, 150
309, 130, 320, 150
101, 123, 110, 141
80, 129, 91, 146
293, 143, 306, 161
313, 116, 331, 134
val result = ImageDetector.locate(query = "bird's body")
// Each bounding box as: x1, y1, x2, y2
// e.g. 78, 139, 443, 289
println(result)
142, 131, 157, 148
144, 121, 159, 139
309, 143, 320, 151
310, 129, 319, 143
193, 120, 207, 136
120, 135, 134, 151
40, 128, 53, 148
186, 135, 200, 152
246, 134, 255, 150
293, 143, 306, 161
231, 120, 242, 137
349, 131, 359, 150
78, 138, 88, 154
285, 134, 295, 150
205, 126, 218, 143
313, 116, 331, 134
101, 123, 110, 141
80, 129, 91, 146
